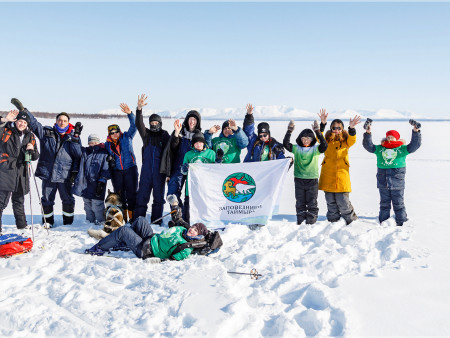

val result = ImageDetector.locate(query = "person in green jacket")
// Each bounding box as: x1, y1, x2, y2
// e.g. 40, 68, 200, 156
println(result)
85, 216, 209, 261
204, 119, 249, 163
181, 132, 216, 223
362, 120, 422, 226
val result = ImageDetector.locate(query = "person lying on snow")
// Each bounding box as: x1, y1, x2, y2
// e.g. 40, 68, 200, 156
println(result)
85, 216, 215, 261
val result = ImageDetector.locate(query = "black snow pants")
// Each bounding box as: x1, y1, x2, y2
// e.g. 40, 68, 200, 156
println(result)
0, 189, 27, 231
294, 178, 319, 224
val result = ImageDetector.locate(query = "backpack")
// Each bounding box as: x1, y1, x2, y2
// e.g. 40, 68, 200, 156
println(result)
170, 230, 223, 260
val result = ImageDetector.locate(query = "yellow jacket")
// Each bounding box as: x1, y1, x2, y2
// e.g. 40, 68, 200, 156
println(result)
318, 134, 356, 192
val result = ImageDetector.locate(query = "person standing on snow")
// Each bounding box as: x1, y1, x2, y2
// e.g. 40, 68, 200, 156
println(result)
318, 110, 361, 225
0, 110, 39, 234
204, 118, 248, 163
72, 134, 111, 225
11, 98, 82, 227
362, 121, 421, 226
105, 103, 138, 223
181, 132, 216, 224
134, 94, 170, 224
243, 103, 285, 162
160, 109, 206, 215
283, 116, 328, 225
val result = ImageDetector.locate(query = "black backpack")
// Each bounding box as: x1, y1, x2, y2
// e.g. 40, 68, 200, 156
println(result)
170, 231, 223, 260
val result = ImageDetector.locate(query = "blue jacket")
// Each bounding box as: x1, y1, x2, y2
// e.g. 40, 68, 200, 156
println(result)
243, 114, 285, 162
72, 144, 111, 199
105, 113, 138, 171
28, 110, 82, 183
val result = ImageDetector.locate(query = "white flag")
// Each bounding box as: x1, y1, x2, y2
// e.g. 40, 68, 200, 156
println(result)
188, 159, 290, 227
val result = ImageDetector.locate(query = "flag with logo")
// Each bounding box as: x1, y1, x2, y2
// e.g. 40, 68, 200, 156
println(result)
188, 159, 290, 227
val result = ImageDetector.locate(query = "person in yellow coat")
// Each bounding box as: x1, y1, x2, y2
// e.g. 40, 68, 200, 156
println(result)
318, 109, 361, 224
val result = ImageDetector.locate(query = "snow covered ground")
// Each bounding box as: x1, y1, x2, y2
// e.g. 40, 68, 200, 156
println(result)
1, 118, 449, 336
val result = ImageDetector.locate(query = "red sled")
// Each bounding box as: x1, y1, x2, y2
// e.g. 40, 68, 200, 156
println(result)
0, 234, 33, 258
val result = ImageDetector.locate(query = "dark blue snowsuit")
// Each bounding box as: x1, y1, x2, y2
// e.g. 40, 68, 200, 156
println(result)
161, 111, 204, 212
134, 109, 170, 223
28, 110, 82, 225
243, 114, 285, 162
105, 113, 139, 219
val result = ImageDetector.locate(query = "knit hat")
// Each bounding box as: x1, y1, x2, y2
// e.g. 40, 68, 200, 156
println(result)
330, 119, 344, 129
108, 124, 120, 134
191, 223, 208, 236
386, 130, 400, 140
222, 120, 230, 130
88, 134, 100, 143
56, 112, 70, 121
257, 122, 270, 135
16, 111, 30, 125
191, 131, 206, 146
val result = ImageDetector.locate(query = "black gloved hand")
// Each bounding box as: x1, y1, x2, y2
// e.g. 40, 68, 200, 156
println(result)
216, 149, 224, 162
181, 163, 189, 175
74, 122, 83, 136
409, 119, 421, 129
363, 118, 373, 130
11, 98, 24, 112
70, 171, 78, 185
95, 181, 106, 197
107, 154, 116, 169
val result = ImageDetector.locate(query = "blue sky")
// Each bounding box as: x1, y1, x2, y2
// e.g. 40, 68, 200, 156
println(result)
1, 2, 449, 117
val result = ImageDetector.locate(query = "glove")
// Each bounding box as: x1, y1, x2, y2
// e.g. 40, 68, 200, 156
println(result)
409, 119, 421, 129
107, 154, 116, 169
181, 163, 189, 175
11, 98, 24, 112
95, 181, 106, 197
216, 149, 224, 163
312, 120, 320, 132
70, 171, 78, 185
287, 120, 295, 132
363, 118, 373, 130
74, 122, 83, 135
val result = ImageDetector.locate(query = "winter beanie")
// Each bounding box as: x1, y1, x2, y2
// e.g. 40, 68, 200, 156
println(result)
56, 112, 70, 121
191, 132, 206, 146
257, 122, 270, 135
192, 223, 208, 236
16, 111, 31, 125
108, 124, 121, 134
330, 119, 344, 129
88, 134, 100, 143
386, 130, 400, 140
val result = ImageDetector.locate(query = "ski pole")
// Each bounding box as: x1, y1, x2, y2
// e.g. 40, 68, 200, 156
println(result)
150, 209, 176, 225
27, 163, 35, 242
227, 268, 262, 280
28, 161, 50, 234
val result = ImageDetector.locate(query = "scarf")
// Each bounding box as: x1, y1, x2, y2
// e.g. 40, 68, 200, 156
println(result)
381, 140, 404, 149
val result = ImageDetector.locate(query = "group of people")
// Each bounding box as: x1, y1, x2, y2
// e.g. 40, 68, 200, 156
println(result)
0, 96, 422, 245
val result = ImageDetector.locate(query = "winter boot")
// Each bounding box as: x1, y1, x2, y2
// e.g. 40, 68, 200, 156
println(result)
62, 204, 75, 225
11, 98, 24, 112
85, 244, 108, 256
42, 205, 54, 227
297, 211, 306, 225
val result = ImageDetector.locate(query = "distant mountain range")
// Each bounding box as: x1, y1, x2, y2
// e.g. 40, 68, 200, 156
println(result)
96, 106, 429, 120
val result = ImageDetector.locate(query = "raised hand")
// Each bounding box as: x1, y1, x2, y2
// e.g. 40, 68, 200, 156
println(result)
174, 119, 182, 136
287, 120, 295, 132
209, 125, 221, 134
137, 94, 148, 110
312, 120, 320, 132
5, 110, 19, 122
349, 115, 362, 128
318, 108, 328, 124
246, 103, 254, 115
228, 119, 237, 131
120, 103, 131, 115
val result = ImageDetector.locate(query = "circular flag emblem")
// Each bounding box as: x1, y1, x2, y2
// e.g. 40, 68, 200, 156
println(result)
222, 172, 256, 203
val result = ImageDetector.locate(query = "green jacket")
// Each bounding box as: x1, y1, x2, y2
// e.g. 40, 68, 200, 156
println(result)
183, 147, 216, 196
205, 127, 249, 163
150, 226, 193, 261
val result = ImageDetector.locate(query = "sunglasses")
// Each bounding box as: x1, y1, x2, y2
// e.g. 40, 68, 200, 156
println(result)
332, 126, 342, 131
109, 130, 120, 135
259, 133, 269, 138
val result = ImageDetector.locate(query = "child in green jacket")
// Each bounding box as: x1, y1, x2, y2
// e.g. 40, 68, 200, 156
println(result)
181, 132, 216, 224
